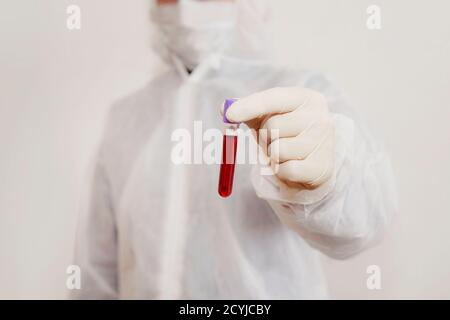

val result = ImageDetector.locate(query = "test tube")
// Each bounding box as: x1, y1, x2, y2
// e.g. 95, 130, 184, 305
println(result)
218, 99, 240, 198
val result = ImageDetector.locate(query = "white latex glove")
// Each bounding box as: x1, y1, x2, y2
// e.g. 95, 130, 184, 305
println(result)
223, 87, 335, 189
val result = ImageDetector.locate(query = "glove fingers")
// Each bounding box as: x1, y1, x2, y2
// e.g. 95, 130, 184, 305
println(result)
276, 130, 335, 187
259, 101, 325, 144
269, 120, 333, 163
225, 87, 313, 123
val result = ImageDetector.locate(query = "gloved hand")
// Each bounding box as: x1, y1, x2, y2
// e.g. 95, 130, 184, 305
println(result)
223, 87, 335, 189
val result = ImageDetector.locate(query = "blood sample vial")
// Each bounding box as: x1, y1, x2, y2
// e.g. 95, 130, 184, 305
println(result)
218, 99, 240, 198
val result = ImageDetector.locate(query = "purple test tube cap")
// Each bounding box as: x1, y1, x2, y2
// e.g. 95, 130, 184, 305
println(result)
223, 98, 239, 124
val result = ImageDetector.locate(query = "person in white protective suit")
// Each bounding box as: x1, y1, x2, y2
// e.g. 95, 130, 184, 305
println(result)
73, 0, 397, 299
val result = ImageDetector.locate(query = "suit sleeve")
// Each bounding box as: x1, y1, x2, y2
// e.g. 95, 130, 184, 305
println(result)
71, 147, 118, 299
251, 73, 398, 259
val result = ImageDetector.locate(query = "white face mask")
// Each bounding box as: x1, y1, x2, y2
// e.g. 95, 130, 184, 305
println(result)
153, 0, 238, 70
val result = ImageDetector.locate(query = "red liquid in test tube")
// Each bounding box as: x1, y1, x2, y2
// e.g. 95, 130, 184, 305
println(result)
218, 134, 238, 197
218, 99, 240, 198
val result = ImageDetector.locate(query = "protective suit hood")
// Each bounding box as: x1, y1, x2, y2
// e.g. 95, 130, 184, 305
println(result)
150, 0, 272, 70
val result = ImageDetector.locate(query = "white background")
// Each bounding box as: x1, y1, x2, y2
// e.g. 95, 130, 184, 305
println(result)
1, 0, 449, 299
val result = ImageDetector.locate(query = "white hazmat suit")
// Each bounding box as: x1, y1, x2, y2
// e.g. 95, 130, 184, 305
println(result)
73, 0, 397, 299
